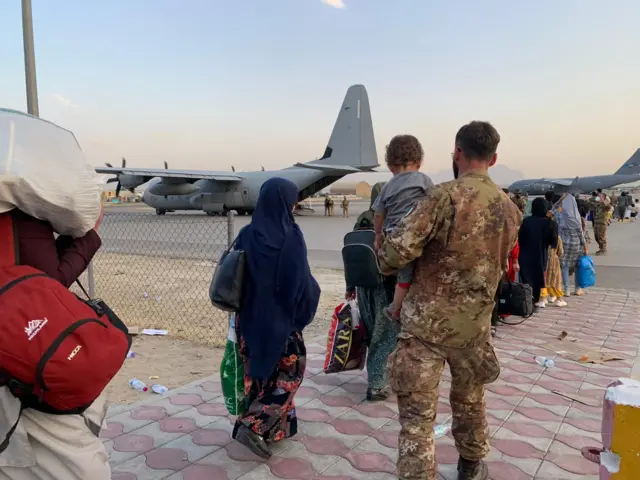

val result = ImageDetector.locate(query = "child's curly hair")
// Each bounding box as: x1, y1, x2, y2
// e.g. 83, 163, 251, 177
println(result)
385, 135, 423, 168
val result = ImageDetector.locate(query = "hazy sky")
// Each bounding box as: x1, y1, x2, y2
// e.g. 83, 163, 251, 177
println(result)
1, 0, 638, 178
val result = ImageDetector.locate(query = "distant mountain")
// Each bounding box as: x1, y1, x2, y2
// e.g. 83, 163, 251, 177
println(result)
330, 164, 524, 189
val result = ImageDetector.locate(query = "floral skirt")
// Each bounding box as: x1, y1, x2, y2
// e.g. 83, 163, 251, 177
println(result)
234, 332, 306, 443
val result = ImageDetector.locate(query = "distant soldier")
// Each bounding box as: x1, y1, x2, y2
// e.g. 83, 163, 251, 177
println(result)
588, 191, 598, 227
324, 196, 330, 216
341, 196, 350, 217
593, 193, 613, 255
513, 191, 527, 213
379, 121, 521, 480
328, 197, 335, 216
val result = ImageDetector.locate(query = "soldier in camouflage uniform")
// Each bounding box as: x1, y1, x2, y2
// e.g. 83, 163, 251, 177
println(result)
379, 122, 521, 480
593, 193, 612, 255
513, 191, 527, 213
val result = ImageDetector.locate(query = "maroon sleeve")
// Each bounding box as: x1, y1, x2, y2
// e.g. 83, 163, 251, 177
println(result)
12, 210, 102, 288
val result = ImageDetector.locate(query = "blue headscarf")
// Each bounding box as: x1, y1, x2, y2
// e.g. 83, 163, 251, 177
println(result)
236, 178, 320, 380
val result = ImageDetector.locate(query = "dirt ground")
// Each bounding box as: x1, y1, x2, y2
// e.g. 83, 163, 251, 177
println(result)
90, 253, 346, 406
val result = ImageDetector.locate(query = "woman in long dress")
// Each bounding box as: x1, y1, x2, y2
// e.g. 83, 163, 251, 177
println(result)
232, 178, 320, 459
519, 198, 558, 308
553, 193, 587, 296
346, 183, 399, 401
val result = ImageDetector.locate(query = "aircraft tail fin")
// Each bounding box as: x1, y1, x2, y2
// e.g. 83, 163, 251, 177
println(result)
614, 149, 640, 175
309, 84, 379, 170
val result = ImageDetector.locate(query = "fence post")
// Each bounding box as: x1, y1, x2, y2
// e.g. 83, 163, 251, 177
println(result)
227, 210, 235, 247
87, 262, 96, 298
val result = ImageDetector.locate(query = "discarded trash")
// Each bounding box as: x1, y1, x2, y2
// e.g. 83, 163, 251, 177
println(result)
126, 351, 136, 358
557, 331, 568, 341
141, 329, 168, 336
155, 296, 162, 302
143, 292, 149, 298
434, 422, 452, 439
151, 384, 168, 395
149, 375, 159, 380
129, 378, 148, 392
534, 356, 555, 368
579, 354, 589, 362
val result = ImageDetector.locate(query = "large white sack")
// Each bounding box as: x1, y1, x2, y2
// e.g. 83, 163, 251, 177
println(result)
0, 109, 103, 238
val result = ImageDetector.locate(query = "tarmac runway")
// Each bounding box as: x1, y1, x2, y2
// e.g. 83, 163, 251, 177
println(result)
103, 203, 640, 291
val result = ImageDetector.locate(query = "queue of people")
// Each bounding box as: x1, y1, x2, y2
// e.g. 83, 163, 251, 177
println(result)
225, 121, 517, 480
1, 111, 620, 480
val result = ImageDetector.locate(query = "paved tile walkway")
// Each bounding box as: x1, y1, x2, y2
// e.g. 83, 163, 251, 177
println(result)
103, 288, 640, 479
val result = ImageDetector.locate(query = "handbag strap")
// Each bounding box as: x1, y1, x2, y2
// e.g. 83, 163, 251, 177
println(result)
76, 280, 91, 300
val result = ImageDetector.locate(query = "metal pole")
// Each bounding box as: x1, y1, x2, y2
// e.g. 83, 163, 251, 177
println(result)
227, 210, 235, 247
87, 262, 96, 298
21, 0, 39, 117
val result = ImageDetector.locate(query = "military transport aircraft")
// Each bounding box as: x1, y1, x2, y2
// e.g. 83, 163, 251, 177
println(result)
508, 149, 640, 195
96, 85, 379, 215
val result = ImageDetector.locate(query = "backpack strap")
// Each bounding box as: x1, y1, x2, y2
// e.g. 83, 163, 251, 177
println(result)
0, 212, 19, 268
0, 405, 24, 455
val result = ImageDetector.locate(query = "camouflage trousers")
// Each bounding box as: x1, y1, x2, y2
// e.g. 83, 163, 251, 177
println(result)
594, 222, 607, 251
388, 337, 501, 480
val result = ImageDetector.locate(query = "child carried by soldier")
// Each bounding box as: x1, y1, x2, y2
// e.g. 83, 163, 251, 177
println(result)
373, 135, 434, 321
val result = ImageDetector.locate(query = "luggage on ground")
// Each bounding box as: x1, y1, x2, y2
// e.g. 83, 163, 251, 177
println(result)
497, 279, 534, 318
0, 213, 131, 452
0, 109, 103, 238
576, 255, 596, 289
220, 314, 245, 415
324, 300, 367, 374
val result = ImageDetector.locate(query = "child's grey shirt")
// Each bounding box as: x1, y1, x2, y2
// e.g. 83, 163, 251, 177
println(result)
372, 171, 434, 232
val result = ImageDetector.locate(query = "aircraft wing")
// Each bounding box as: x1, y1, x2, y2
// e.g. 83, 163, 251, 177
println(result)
539, 177, 575, 187
293, 163, 378, 174
95, 166, 244, 182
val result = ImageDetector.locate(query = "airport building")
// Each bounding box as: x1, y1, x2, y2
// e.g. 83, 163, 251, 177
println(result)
329, 181, 372, 198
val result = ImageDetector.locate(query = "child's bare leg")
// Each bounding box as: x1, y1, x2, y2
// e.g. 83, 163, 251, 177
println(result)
384, 264, 413, 321
392, 283, 410, 312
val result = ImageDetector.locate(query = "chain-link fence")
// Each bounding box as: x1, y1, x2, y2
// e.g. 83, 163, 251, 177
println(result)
77, 211, 233, 347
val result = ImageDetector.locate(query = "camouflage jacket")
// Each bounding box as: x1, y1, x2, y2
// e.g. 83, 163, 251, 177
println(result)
378, 169, 522, 348
514, 196, 527, 213
594, 199, 613, 224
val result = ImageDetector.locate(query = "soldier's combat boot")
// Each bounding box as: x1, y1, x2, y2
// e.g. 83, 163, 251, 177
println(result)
457, 456, 488, 480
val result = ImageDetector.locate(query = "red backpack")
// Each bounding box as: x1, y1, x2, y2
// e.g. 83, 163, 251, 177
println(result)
0, 212, 131, 419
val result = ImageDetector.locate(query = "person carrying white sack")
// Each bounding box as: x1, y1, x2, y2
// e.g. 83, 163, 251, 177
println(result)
0, 111, 112, 479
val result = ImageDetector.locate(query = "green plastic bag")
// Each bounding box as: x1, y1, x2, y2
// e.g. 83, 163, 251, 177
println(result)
220, 314, 246, 415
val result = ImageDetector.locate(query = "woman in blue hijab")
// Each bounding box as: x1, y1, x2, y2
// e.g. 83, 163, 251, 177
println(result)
232, 177, 320, 459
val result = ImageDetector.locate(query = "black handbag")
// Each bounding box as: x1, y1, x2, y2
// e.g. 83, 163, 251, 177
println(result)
497, 280, 534, 318
209, 235, 246, 312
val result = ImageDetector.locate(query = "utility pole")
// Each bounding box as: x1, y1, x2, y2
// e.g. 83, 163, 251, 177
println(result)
22, 0, 39, 116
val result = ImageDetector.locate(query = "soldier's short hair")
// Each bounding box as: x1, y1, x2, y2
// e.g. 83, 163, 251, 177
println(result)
385, 135, 424, 167
455, 121, 500, 161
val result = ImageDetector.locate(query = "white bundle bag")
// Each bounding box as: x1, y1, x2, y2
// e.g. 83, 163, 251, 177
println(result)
0, 108, 103, 238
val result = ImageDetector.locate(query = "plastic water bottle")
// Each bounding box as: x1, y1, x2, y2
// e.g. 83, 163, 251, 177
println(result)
151, 384, 168, 395
434, 422, 452, 439
129, 378, 148, 392
534, 356, 555, 368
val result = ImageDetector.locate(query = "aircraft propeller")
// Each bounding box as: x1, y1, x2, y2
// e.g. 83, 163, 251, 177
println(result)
105, 157, 127, 197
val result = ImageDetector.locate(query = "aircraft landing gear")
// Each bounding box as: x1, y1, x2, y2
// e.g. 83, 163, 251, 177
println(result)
206, 211, 217, 216
156, 209, 167, 216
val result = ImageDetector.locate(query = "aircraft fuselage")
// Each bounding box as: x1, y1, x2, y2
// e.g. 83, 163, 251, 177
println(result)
509, 174, 640, 196
141, 167, 343, 214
